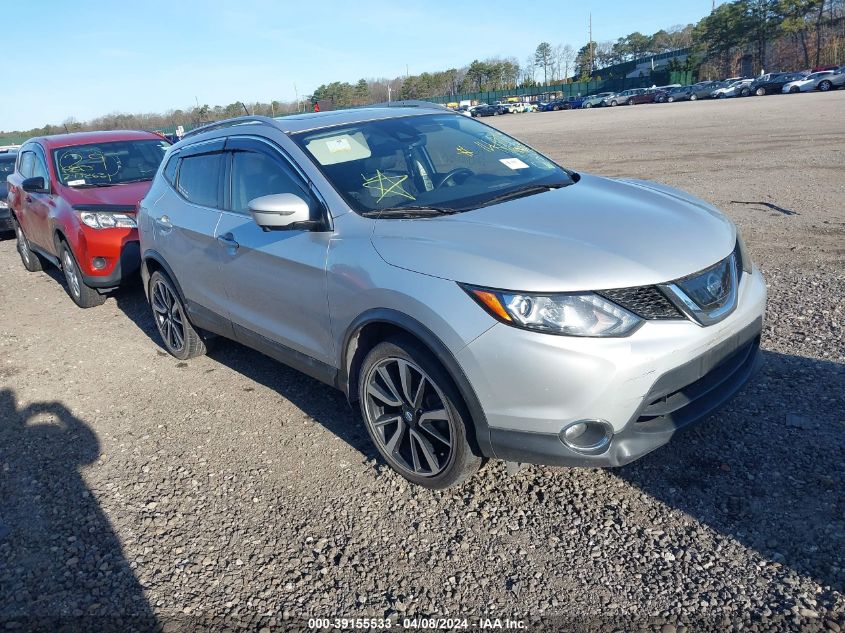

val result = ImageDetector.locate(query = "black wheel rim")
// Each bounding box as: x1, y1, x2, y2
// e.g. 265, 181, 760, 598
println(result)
363, 358, 454, 478
151, 280, 186, 352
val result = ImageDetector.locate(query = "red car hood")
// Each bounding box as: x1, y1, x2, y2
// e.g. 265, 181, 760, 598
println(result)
59, 181, 152, 208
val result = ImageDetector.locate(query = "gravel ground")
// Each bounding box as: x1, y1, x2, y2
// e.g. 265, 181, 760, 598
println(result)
1, 92, 844, 632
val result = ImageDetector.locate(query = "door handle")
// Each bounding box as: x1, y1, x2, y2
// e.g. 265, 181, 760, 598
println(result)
216, 232, 239, 249
155, 215, 172, 228
25, 195, 32, 203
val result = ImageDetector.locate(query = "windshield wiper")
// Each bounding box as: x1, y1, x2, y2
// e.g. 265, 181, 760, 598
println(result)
360, 206, 456, 218
479, 182, 567, 208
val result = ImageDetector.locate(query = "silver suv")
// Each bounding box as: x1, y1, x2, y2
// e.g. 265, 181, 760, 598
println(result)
138, 107, 766, 488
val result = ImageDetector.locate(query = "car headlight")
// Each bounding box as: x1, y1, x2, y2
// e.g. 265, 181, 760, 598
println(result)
78, 211, 137, 229
462, 285, 642, 337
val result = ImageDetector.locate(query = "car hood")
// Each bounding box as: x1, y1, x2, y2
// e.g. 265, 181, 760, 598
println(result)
58, 181, 153, 208
370, 174, 735, 292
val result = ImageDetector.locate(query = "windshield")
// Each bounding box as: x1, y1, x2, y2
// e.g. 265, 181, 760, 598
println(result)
293, 113, 572, 216
53, 139, 170, 187
0, 155, 15, 177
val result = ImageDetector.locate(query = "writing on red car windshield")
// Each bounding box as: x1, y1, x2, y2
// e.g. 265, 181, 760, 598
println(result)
53, 139, 169, 187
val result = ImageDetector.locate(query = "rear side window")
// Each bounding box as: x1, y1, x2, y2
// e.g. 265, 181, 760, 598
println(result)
177, 153, 222, 208
162, 153, 179, 184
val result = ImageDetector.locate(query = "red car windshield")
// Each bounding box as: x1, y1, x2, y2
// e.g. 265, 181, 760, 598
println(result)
53, 139, 170, 188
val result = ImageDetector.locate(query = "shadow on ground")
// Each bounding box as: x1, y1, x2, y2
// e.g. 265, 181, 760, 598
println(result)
113, 285, 376, 460
0, 388, 157, 631
614, 350, 845, 602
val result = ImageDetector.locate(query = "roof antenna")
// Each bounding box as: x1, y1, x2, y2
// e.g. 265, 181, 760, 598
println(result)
63, 124, 70, 133
240, 102, 250, 116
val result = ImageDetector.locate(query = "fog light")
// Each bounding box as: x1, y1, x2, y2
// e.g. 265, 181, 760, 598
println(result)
559, 419, 612, 454
92, 257, 107, 269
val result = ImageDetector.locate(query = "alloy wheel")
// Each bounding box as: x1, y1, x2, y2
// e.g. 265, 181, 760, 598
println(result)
151, 279, 186, 352
15, 223, 31, 265
363, 357, 455, 478
62, 250, 81, 299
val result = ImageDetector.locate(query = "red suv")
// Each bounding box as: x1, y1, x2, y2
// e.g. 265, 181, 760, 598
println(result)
7, 131, 169, 307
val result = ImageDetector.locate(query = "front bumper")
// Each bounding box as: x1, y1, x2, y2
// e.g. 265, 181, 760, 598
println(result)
456, 266, 767, 467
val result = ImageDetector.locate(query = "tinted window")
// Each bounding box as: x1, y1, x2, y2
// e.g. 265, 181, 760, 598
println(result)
162, 153, 179, 184
229, 150, 307, 215
0, 155, 15, 177
177, 153, 222, 208
19, 152, 35, 178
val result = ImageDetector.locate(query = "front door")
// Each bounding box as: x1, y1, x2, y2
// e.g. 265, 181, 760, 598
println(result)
214, 138, 334, 367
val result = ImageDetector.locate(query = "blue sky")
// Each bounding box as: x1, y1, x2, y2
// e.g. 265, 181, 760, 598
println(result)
1, 0, 719, 131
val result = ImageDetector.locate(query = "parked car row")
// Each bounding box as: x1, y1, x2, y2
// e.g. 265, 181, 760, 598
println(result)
463, 65, 845, 116
5, 107, 767, 488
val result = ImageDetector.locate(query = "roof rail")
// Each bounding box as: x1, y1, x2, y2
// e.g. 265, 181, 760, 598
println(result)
181, 115, 279, 140
358, 100, 450, 110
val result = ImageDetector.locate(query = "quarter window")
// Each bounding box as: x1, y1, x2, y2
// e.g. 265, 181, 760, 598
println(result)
229, 150, 308, 215
177, 153, 222, 208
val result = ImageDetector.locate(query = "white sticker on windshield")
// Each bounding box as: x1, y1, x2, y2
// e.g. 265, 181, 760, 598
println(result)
499, 158, 529, 170
67, 179, 86, 186
326, 137, 352, 153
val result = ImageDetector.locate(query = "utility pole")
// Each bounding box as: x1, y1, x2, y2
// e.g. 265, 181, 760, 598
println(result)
589, 13, 593, 75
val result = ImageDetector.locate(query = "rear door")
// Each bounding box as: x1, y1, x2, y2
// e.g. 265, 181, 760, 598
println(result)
152, 139, 230, 328
213, 136, 334, 367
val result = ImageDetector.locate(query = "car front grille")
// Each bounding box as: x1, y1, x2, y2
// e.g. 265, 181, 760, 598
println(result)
597, 286, 684, 320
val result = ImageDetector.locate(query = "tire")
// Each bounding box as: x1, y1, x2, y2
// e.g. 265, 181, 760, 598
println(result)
719, 93, 727, 98
667, 96, 675, 103
755, 87, 766, 96
819, 80, 832, 92
610, 100, 617, 107
13, 216, 43, 272
740, 88, 750, 97
552, 105, 559, 111
690, 94, 698, 101
358, 337, 482, 489
59, 241, 106, 308
790, 86, 799, 93
148, 270, 206, 360
584, 102, 592, 108
627, 99, 635, 105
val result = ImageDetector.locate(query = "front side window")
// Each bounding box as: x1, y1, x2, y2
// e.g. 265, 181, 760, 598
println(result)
52, 139, 170, 187
294, 114, 571, 216
176, 153, 222, 208
229, 150, 307, 215
32, 150, 49, 185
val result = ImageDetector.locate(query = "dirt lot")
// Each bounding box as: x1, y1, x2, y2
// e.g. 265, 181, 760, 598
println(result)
1, 93, 844, 631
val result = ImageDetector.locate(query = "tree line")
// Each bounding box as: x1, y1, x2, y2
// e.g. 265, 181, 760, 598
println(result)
3, 0, 844, 140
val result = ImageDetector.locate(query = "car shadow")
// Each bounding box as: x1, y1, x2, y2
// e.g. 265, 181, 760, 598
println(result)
612, 350, 845, 602
0, 388, 157, 630
112, 286, 377, 460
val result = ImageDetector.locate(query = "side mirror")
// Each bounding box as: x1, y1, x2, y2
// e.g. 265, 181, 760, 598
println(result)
22, 177, 47, 193
248, 193, 321, 231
